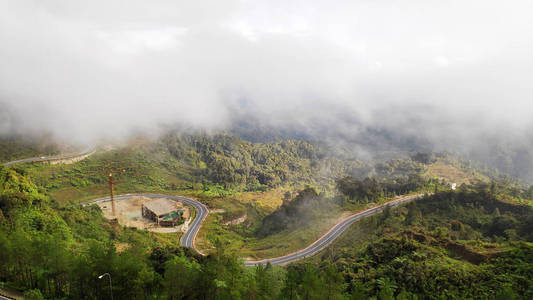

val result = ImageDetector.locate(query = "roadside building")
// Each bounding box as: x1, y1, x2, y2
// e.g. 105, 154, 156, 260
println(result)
142, 198, 187, 227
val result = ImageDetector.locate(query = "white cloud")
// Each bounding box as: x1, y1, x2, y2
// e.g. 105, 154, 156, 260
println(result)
434, 56, 450, 67
97, 27, 188, 55
0, 0, 532, 147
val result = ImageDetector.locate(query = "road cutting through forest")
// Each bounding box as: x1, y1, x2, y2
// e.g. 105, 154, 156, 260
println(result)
4, 152, 423, 266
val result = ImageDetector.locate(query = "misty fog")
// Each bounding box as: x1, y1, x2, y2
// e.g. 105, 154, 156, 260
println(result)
1, 1, 533, 179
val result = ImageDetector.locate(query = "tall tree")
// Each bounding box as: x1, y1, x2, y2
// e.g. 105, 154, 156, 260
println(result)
164, 255, 201, 299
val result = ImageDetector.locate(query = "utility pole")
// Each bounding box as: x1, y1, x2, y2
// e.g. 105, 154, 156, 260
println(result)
108, 173, 116, 217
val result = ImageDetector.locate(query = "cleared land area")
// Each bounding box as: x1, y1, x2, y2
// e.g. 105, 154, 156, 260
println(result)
97, 196, 190, 233
426, 160, 490, 185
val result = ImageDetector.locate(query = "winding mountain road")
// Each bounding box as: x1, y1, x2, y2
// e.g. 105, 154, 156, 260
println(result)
2, 148, 95, 167
4, 152, 423, 266
3, 151, 209, 252
244, 194, 422, 266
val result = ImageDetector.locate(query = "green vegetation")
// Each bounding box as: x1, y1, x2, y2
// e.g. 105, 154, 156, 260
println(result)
15, 135, 498, 208
307, 183, 533, 299
2, 133, 533, 299
24, 144, 189, 203
0, 166, 181, 299
182, 143, 443, 258
195, 169, 436, 259
196, 186, 348, 259
2, 165, 533, 299
0, 165, 355, 299
19, 133, 364, 204
162, 132, 363, 191
9, 133, 368, 258
257, 187, 331, 237
0, 135, 60, 163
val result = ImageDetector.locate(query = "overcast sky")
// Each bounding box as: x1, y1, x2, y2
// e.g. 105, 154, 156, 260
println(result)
1, 0, 532, 146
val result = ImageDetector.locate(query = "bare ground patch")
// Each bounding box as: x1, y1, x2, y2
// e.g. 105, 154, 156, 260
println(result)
97, 196, 190, 233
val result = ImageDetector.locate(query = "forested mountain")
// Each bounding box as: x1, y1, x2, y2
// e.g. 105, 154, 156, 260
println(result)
228, 118, 533, 184
161, 132, 366, 191
313, 184, 533, 298
1, 133, 533, 299
2, 160, 533, 299
2, 0, 532, 298
164, 132, 324, 189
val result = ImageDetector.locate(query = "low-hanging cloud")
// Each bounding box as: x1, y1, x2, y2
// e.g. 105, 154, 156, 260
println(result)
1, 0, 533, 160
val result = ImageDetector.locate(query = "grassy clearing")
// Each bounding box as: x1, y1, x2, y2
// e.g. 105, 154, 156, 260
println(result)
196, 204, 348, 259
233, 188, 287, 212
426, 159, 490, 185
22, 146, 195, 204
195, 195, 408, 260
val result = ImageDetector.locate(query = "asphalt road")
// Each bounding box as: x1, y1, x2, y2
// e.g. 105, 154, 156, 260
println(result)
4, 151, 422, 265
2, 148, 95, 167
4, 152, 209, 252
84, 194, 209, 249
244, 194, 422, 267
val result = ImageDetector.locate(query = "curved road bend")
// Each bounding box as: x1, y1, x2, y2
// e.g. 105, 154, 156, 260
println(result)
84, 194, 209, 250
4, 153, 209, 254
4, 152, 423, 265
245, 194, 423, 267
2, 148, 95, 167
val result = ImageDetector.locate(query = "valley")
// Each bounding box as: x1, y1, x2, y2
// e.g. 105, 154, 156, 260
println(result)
1, 133, 532, 299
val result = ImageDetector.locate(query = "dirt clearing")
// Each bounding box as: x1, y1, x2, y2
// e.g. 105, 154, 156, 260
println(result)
97, 196, 190, 233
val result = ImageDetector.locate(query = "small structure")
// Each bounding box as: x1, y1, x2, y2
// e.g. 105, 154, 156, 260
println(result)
142, 198, 187, 227
451, 182, 457, 190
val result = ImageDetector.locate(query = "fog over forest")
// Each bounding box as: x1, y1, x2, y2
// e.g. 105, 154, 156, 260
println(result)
2, 4, 533, 300
1, 1, 533, 179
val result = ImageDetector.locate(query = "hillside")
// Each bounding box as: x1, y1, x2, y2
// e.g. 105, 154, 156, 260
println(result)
20, 133, 363, 203
17, 133, 497, 204
2, 157, 533, 299
7, 133, 508, 259
0, 134, 62, 163
1, 133, 533, 299
306, 185, 533, 298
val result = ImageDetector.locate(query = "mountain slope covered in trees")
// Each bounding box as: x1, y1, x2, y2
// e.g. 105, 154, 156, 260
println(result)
1, 132, 533, 299
2, 161, 533, 299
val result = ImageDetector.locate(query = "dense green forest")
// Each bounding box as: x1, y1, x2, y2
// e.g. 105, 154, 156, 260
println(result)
2, 133, 533, 299
309, 183, 533, 299
18, 132, 493, 205
162, 132, 362, 191
2, 132, 506, 203
0, 166, 361, 299
16, 133, 366, 204
2, 164, 533, 299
